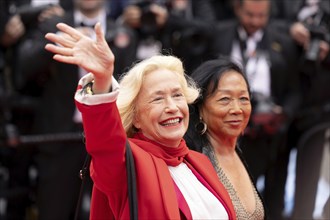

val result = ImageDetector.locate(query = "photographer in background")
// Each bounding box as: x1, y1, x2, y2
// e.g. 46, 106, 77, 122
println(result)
289, 1, 329, 64
270, 0, 330, 219
289, 7, 330, 219
0, 1, 71, 219
119, 0, 216, 73
16, 0, 137, 219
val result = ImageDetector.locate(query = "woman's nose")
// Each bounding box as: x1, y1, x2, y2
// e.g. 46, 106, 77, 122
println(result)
229, 100, 243, 114
164, 98, 179, 112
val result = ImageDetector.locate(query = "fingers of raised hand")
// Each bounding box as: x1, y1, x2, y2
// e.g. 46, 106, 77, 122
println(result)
45, 32, 76, 48
56, 22, 83, 41
44, 43, 78, 65
45, 43, 73, 57
94, 23, 114, 58
95, 23, 105, 44
52, 54, 77, 65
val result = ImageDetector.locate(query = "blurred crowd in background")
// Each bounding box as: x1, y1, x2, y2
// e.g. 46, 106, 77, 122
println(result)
0, 0, 329, 220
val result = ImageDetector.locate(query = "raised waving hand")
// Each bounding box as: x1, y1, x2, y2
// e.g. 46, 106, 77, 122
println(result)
45, 22, 114, 94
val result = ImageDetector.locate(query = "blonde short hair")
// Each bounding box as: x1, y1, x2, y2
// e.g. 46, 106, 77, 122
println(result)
117, 55, 199, 137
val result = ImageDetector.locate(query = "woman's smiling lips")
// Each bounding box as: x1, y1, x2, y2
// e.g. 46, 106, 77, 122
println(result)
160, 117, 182, 126
226, 119, 243, 126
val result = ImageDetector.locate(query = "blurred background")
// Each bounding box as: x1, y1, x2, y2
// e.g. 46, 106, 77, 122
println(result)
0, 0, 329, 220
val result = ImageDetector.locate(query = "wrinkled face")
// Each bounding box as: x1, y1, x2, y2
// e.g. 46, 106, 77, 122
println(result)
133, 69, 189, 147
200, 71, 251, 139
238, 0, 270, 35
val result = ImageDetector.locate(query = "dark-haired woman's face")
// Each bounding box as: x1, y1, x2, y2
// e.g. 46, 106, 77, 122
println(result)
200, 71, 251, 139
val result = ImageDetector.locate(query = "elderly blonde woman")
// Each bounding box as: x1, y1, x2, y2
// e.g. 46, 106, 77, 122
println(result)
44, 22, 236, 220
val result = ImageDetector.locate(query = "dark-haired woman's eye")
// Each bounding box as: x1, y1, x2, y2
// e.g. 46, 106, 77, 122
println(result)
218, 97, 231, 104
240, 97, 250, 104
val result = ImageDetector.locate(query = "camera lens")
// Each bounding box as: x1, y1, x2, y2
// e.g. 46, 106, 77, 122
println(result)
140, 8, 157, 36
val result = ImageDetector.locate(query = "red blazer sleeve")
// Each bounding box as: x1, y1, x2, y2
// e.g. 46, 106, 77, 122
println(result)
76, 101, 127, 193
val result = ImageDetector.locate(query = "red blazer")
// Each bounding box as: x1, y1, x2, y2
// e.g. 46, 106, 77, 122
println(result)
76, 100, 236, 220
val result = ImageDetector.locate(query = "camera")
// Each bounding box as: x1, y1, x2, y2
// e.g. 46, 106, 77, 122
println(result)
135, 1, 157, 37
17, 4, 52, 27
304, 9, 330, 62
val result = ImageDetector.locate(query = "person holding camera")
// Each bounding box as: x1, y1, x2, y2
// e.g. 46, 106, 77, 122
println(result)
0, 1, 72, 219
16, 0, 137, 219
119, 0, 216, 73
290, 2, 330, 218
271, 0, 330, 219
208, 0, 301, 219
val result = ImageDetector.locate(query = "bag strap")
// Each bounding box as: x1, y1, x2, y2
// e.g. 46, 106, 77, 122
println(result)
126, 139, 138, 220
74, 153, 91, 220
74, 139, 138, 220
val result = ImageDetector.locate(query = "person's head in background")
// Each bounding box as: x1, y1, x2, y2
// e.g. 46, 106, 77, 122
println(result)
234, 0, 271, 36
185, 57, 252, 151
117, 55, 199, 147
74, 0, 105, 17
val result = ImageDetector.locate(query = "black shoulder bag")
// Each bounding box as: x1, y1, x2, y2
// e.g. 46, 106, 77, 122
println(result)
74, 139, 138, 220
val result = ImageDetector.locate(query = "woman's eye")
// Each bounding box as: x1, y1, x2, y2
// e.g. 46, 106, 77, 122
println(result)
219, 97, 230, 101
174, 93, 183, 98
240, 97, 250, 103
152, 97, 163, 102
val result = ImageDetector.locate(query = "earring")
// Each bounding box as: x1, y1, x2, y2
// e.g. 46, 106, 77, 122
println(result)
195, 117, 207, 135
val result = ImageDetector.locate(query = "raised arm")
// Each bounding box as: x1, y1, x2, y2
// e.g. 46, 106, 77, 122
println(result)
44, 22, 113, 94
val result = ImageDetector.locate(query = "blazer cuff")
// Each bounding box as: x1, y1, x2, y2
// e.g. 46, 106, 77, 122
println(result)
74, 73, 120, 105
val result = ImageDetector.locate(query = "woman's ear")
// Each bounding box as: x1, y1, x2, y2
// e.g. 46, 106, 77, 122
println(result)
132, 113, 141, 129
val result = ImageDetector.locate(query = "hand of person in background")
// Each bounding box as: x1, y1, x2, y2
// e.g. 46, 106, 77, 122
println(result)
44, 22, 114, 94
170, 0, 189, 11
290, 21, 329, 62
290, 22, 310, 48
0, 14, 25, 47
149, 3, 168, 28
122, 3, 168, 29
319, 40, 329, 61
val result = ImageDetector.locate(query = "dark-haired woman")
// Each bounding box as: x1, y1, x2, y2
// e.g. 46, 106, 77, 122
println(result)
185, 58, 265, 219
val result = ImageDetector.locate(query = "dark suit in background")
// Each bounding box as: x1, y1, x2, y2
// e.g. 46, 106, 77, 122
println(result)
271, 0, 330, 219
207, 1, 301, 218
1, 1, 73, 219
16, 1, 137, 219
